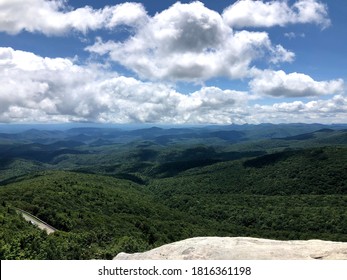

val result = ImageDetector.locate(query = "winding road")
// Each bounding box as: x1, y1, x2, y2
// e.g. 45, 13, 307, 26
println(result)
15, 208, 57, 234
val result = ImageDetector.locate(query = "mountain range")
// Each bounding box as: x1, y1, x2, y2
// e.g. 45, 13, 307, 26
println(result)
0, 123, 346, 259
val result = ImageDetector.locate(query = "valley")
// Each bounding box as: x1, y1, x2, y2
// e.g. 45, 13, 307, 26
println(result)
0, 123, 347, 259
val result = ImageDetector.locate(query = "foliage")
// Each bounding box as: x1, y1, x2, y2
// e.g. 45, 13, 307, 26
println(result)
0, 171, 217, 259
0, 125, 347, 259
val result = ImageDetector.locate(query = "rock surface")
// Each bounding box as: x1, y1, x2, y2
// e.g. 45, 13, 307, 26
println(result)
114, 237, 347, 260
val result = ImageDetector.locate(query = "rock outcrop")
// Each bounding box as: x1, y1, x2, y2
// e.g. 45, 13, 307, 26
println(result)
114, 237, 347, 260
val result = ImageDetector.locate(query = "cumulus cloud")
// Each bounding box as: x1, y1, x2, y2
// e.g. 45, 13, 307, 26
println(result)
252, 95, 347, 123
223, 0, 330, 29
0, 47, 103, 121
0, 0, 147, 35
0, 1, 344, 125
0, 47, 345, 124
250, 70, 344, 97
269, 45, 295, 64
86, 1, 293, 82
0, 0, 331, 35
0, 47, 250, 124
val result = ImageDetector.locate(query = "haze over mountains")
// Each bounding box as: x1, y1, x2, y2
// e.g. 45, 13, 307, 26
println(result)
0, 123, 345, 182
1, 123, 347, 147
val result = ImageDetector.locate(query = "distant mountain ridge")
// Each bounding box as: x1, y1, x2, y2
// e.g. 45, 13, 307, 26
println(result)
1, 123, 347, 184
1, 123, 347, 145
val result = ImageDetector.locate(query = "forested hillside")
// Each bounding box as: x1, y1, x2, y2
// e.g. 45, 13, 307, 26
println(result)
0, 171, 221, 259
0, 124, 346, 259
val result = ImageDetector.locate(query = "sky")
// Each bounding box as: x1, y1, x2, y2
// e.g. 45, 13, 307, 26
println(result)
0, 0, 346, 125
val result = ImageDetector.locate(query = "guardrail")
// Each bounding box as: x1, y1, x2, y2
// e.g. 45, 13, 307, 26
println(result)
14, 207, 58, 232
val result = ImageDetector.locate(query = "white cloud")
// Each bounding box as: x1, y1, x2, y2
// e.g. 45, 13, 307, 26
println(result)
250, 70, 344, 97
0, 0, 330, 35
0, 47, 346, 124
86, 1, 293, 82
105, 2, 148, 29
223, 0, 330, 29
284, 32, 306, 39
269, 45, 295, 64
0, 47, 251, 124
0, 0, 147, 35
253, 95, 347, 123
0, 2, 344, 125
0, 47, 101, 120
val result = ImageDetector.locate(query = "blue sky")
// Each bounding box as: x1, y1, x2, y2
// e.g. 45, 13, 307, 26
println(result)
0, 0, 346, 124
